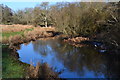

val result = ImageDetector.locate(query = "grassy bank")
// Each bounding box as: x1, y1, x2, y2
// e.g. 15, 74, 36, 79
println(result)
2, 45, 28, 78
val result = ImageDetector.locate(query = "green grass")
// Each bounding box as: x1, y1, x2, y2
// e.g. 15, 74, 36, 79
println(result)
2, 45, 28, 78
2, 31, 24, 38
2, 28, 34, 38
26, 28, 33, 31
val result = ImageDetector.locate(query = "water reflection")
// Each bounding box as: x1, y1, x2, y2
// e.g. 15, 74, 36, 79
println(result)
17, 39, 120, 78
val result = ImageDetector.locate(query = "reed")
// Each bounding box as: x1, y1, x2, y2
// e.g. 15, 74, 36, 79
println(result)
27, 62, 60, 80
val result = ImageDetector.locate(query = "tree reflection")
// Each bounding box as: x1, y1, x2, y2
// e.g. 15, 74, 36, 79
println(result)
33, 40, 48, 56
32, 39, 120, 78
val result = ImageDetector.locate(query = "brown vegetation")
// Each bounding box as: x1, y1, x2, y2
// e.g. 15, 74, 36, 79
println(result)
27, 62, 60, 79
64, 37, 89, 47
1, 25, 56, 45
24, 27, 54, 39
9, 35, 23, 44
1, 24, 91, 48
1, 24, 33, 33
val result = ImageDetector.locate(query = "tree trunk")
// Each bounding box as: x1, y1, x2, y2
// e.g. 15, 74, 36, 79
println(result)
45, 16, 47, 27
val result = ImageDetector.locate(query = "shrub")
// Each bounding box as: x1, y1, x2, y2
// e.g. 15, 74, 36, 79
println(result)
9, 35, 23, 44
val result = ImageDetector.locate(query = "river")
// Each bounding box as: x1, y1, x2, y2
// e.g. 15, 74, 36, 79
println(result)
17, 39, 120, 78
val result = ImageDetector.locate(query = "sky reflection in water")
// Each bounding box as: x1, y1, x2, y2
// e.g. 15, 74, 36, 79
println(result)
17, 39, 117, 78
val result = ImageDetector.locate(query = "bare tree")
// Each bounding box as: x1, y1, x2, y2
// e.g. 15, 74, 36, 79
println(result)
40, 2, 49, 27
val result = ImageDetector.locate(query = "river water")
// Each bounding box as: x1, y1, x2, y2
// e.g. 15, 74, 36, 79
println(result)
17, 39, 120, 78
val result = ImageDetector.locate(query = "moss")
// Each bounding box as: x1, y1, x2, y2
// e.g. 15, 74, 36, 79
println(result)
2, 45, 28, 78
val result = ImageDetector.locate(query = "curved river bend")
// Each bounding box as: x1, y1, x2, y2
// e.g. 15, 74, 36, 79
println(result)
17, 39, 120, 78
